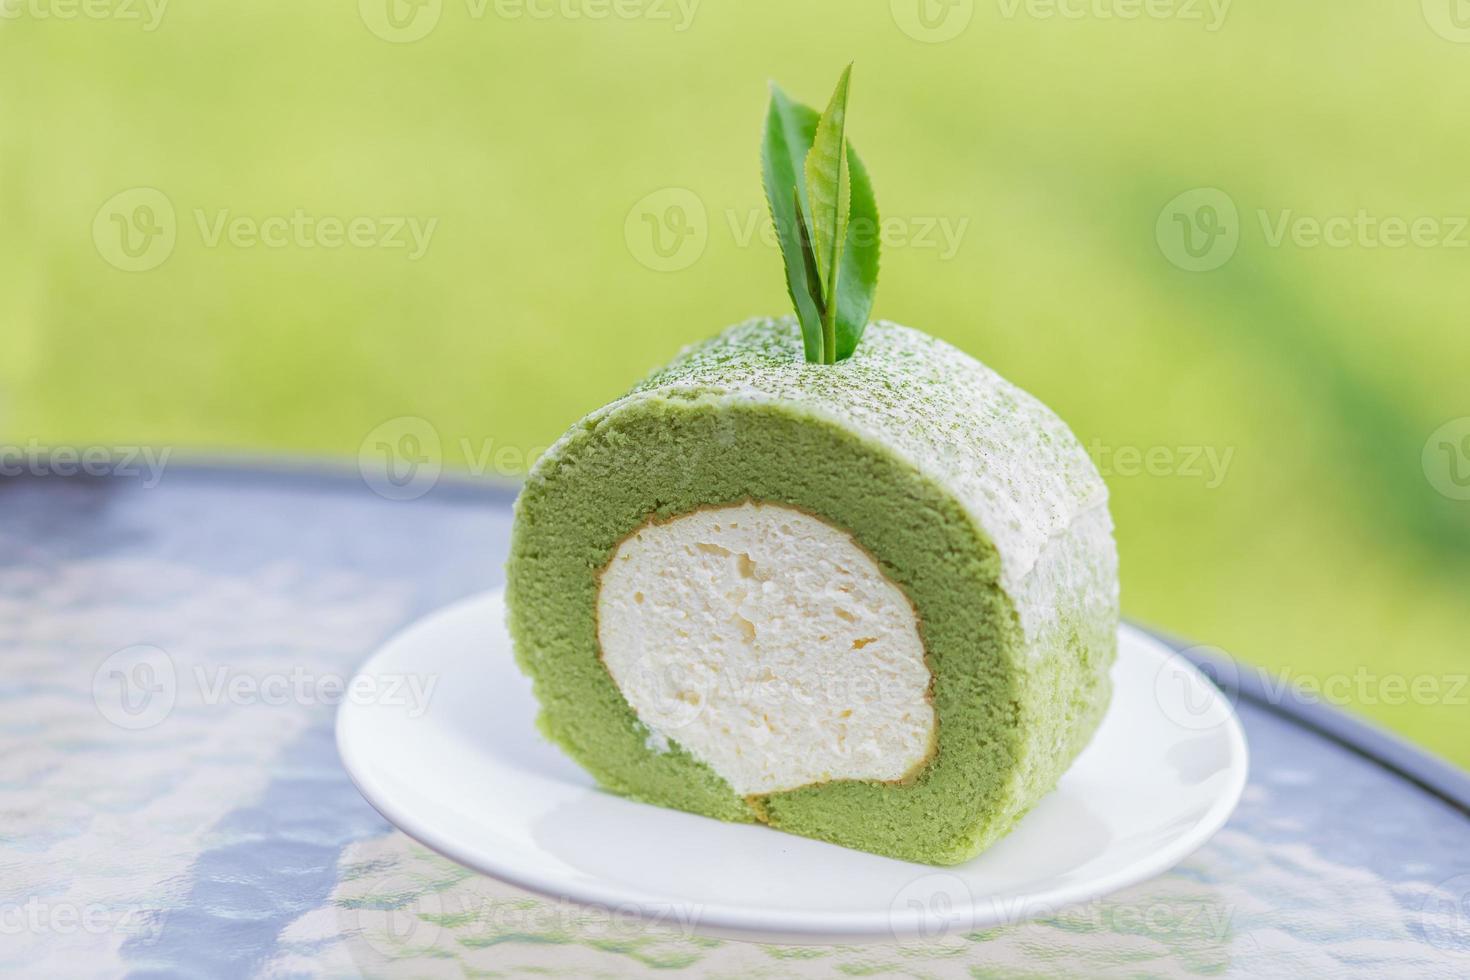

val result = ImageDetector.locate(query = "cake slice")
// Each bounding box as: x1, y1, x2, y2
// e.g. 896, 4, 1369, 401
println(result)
506, 317, 1117, 865
506, 68, 1117, 865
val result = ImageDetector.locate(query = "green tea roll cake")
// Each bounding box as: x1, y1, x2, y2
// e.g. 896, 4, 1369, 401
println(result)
506, 316, 1118, 866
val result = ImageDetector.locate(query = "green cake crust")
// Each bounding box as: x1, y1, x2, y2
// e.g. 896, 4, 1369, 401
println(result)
506, 317, 1119, 865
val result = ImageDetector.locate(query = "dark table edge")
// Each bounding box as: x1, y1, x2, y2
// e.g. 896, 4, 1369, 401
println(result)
162, 453, 524, 502
9, 457, 1470, 818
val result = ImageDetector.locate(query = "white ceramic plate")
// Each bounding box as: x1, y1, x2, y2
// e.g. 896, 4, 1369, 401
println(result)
337, 590, 1247, 944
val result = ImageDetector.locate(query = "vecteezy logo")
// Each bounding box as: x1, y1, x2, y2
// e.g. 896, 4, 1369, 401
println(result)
1423, 417, 1470, 501
93, 188, 177, 272
889, 873, 974, 940
358, 416, 443, 501
359, 0, 442, 43
624, 187, 708, 272
1156, 187, 1240, 272
93, 644, 177, 730
1422, 0, 1470, 43
342, 874, 447, 962
629, 653, 709, 730
890, 0, 974, 43
1154, 645, 1238, 731
1418, 873, 1470, 950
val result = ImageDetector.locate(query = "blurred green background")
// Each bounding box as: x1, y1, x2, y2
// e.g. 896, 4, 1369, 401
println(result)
2, 2, 1467, 762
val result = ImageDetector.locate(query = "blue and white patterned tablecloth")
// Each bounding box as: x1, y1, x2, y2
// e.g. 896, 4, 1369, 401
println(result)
2, 466, 1468, 978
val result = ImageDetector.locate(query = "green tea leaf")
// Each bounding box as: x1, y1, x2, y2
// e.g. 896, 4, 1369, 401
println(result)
804, 64, 852, 363
792, 187, 826, 323
832, 146, 879, 361
762, 84, 825, 363
761, 70, 880, 363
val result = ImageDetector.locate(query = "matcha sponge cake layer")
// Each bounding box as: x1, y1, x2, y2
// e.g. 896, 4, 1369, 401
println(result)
506, 317, 1118, 865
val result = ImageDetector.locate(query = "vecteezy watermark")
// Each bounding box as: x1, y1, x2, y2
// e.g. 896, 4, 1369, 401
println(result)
889, 872, 976, 940
624, 187, 708, 273
358, 416, 548, 500
93, 188, 438, 272
0, 0, 168, 31
1154, 646, 1238, 732
193, 665, 438, 718
359, 416, 443, 502
1156, 645, 1470, 732
1085, 440, 1234, 489
624, 187, 971, 273
888, 872, 1238, 944
0, 898, 168, 943
342, 875, 445, 959
358, 0, 699, 43
460, 895, 705, 941
193, 209, 437, 259
1276, 668, 1470, 708
1156, 187, 1240, 272
625, 655, 931, 733
93, 644, 178, 731
1158, 187, 1470, 271
893, 0, 1230, 40
1257, 210, 1470, 250
0, 440, 171, 487
342, 878, 703, 965
92, 646, 439, 730
995, 0, 1232, 31
1423, 417, 1470, 501
357, 0, 443, 42
475, 0, 699, 30
93, 187, 177, 272
626, 653, 709, 731
988, 894, 1237, 940
890, 0, 975, 43
1422, 0, 1470, 44
724, 207, 970, 261
1418, 873, 1470, 950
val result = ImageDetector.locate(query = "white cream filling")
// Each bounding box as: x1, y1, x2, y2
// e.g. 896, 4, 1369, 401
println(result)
597, 501, 935, 796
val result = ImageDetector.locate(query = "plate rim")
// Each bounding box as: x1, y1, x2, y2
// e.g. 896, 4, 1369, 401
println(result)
337, 590, 1249, 943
